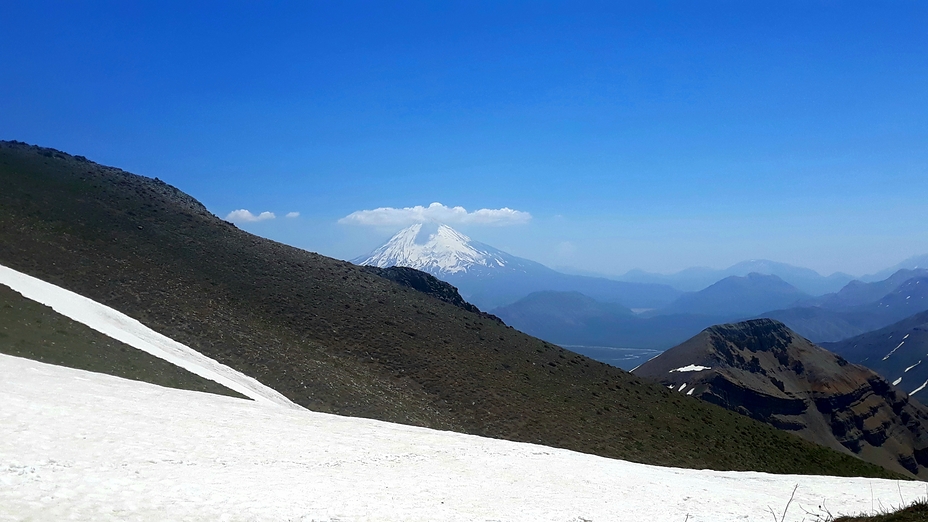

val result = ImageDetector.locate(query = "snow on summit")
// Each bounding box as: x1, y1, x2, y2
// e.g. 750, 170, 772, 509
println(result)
354, 222, 512, 275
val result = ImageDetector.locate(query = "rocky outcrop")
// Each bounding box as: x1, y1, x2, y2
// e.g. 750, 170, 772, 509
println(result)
634, 318, 928, 478
362, 265, 502, 323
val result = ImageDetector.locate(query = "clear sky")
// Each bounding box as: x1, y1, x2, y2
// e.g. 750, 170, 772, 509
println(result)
2, 1, 926, 276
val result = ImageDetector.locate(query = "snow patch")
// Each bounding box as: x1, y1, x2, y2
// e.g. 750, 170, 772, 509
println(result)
882, 341, 906, 361
911, 379, 928, 396
0, 264, 299, 409
1, 354, 924, 522
678, 383, 687, 392
631, 352, 665, 372
670, 365, 711, 373
686, 388, 695, 396
893, 377, 903, 386
905, 361, 921, 373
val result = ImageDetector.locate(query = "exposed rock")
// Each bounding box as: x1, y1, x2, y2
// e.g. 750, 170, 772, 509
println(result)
634, 318, 928, 478
361, 266, 502, 323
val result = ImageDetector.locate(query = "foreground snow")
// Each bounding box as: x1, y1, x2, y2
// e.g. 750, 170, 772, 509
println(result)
2, 354, 924, 522
0, 263, 298, 409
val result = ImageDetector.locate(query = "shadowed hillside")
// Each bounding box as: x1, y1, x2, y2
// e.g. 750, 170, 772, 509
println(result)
763, 275, 928, 342
0, 140, 901, 478
823, 310, 928, 402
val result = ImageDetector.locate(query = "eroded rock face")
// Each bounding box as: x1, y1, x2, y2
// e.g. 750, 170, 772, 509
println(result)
634, 319, 928, 478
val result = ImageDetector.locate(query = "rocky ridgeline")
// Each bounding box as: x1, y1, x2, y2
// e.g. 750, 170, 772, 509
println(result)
635, 319, 928, 478
362, 265, 502, 323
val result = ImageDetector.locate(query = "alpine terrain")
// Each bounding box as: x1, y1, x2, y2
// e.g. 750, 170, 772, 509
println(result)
763, 272, 928, 343
0, 140, 898, 477
353, 222, 681, 310
634, 319, 928, 478
619, 260, 855, 295
823, 310, 928, 401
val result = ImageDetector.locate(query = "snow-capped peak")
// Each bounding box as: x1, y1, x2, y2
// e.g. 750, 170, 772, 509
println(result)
353, 223, 509, 275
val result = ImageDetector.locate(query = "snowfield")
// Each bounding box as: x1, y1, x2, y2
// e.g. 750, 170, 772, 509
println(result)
2, 263, 927, 521
2, 354, 926, 522
0, 264, 298, 409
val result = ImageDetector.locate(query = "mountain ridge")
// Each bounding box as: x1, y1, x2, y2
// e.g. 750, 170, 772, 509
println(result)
0, 139, 894, 477
354, 222, 682, 310
616, 260, 855, 295
823, 310, 928, 400
633, 319, 928, 478
493, 290, 731, 355
762, 274, 928, 343
653, 272, 809, 318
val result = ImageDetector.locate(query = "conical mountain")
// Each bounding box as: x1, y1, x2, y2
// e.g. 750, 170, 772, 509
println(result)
353, 223, 522, 276
634, 318, 928, 478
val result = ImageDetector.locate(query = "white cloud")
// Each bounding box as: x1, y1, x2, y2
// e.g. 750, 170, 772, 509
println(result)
225, 209, 276, 223
285, 212, 300, 218
338, 202, 531, 227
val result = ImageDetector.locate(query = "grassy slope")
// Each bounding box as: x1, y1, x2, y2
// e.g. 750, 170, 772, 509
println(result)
0, 285, 244, 398
836, 500, 928, 522
0, 140, 902, 478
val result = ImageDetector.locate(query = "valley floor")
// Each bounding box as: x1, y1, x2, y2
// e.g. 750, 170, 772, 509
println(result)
1, 353, 924, 522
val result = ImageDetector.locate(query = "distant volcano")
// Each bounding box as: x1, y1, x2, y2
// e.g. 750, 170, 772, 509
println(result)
352, 223, 514, 276
352, 223, 682, 310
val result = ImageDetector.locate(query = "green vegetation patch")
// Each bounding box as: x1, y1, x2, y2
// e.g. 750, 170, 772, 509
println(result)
0, 284, 245, 399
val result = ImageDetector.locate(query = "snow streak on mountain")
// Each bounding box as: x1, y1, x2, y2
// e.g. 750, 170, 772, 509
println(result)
353, 223, 516, 275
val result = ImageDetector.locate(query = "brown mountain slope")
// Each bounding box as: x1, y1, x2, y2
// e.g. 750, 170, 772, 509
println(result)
0, 284, 242, 398
0, 140, 900, 478
633, 319, 928, 478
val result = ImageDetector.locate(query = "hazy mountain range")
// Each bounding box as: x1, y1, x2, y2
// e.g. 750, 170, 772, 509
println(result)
762, 273, 928, 342
492, 291, 727, 355
614, 261, 855, 295
861, 254, 928, 282
822, 310, 928, 398
354, 223, 682, 310
357, 223, 927, 307
650, 272, 809, 318
354, 221, 928, 358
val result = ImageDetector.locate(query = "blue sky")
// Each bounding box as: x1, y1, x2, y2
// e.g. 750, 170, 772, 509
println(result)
2, 1, 926, 276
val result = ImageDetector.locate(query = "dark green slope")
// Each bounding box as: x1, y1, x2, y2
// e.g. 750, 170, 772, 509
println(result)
0, 140, 899, 478
0, 285, 243, 398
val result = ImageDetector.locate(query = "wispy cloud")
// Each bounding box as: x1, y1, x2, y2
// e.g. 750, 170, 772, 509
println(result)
285, 212, 300, 218
225, 209, 276, 223
339, 202, 531, 227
